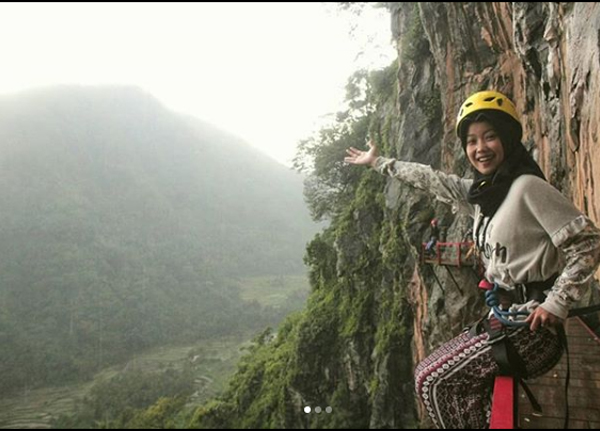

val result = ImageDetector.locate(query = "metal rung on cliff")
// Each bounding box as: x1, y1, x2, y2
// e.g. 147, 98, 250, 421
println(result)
421, 241, 475, 267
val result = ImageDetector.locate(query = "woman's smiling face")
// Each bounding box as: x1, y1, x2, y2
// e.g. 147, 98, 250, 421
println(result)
465, 121, 505, 175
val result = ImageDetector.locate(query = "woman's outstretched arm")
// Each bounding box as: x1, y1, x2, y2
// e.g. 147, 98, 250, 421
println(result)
345, 141, 475, 217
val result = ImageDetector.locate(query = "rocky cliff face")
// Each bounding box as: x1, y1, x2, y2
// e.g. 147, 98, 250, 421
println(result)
387, 2, 600, 426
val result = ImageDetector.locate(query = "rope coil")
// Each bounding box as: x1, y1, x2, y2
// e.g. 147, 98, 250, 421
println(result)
486, 284, 530, 327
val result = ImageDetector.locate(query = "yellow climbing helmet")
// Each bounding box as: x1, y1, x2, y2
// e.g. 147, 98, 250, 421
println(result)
455, 91, 520, 138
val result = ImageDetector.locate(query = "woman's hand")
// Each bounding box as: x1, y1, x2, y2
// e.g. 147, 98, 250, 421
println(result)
344, 140, 379, 167
525, 306, 563, 331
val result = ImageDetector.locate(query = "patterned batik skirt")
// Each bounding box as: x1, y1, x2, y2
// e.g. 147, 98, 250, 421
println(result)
414, 319, 563, 429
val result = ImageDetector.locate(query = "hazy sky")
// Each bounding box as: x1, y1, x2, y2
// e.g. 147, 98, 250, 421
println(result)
0, 2, 395, 166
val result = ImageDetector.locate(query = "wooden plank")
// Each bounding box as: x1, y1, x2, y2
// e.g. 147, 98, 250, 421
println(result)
519, 416, 591, 429
518, 318, 600, 429
530, 377, 600, 389
520, 404, 600, 421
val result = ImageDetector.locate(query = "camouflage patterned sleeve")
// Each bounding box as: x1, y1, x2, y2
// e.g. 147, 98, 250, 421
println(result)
373, 156, 475, 216
540, 217, 600, 319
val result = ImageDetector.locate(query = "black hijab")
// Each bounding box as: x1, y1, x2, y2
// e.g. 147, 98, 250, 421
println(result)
459, 110, 546, 218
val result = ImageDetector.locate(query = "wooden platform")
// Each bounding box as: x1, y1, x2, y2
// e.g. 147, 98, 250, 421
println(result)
518, 317, 600, 429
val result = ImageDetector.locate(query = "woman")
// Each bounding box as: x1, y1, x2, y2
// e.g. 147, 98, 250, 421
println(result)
344, 90, 600, 428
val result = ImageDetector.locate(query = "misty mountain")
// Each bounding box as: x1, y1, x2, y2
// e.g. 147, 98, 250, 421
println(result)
0, 86, 317, 393
0, 86, 316, 276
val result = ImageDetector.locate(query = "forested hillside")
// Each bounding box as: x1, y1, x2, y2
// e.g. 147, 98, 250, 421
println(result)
0, 86, 316, 394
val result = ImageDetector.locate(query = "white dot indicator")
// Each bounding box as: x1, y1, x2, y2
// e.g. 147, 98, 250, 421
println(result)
304, 406, 311, 414
326, 406, 333, 413
315, 406, 322, 414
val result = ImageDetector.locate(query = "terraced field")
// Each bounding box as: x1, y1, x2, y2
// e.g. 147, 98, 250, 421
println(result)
0, 336, 248, 429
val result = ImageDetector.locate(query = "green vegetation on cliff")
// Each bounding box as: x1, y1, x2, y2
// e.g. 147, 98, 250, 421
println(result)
179, 60, 418, 429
